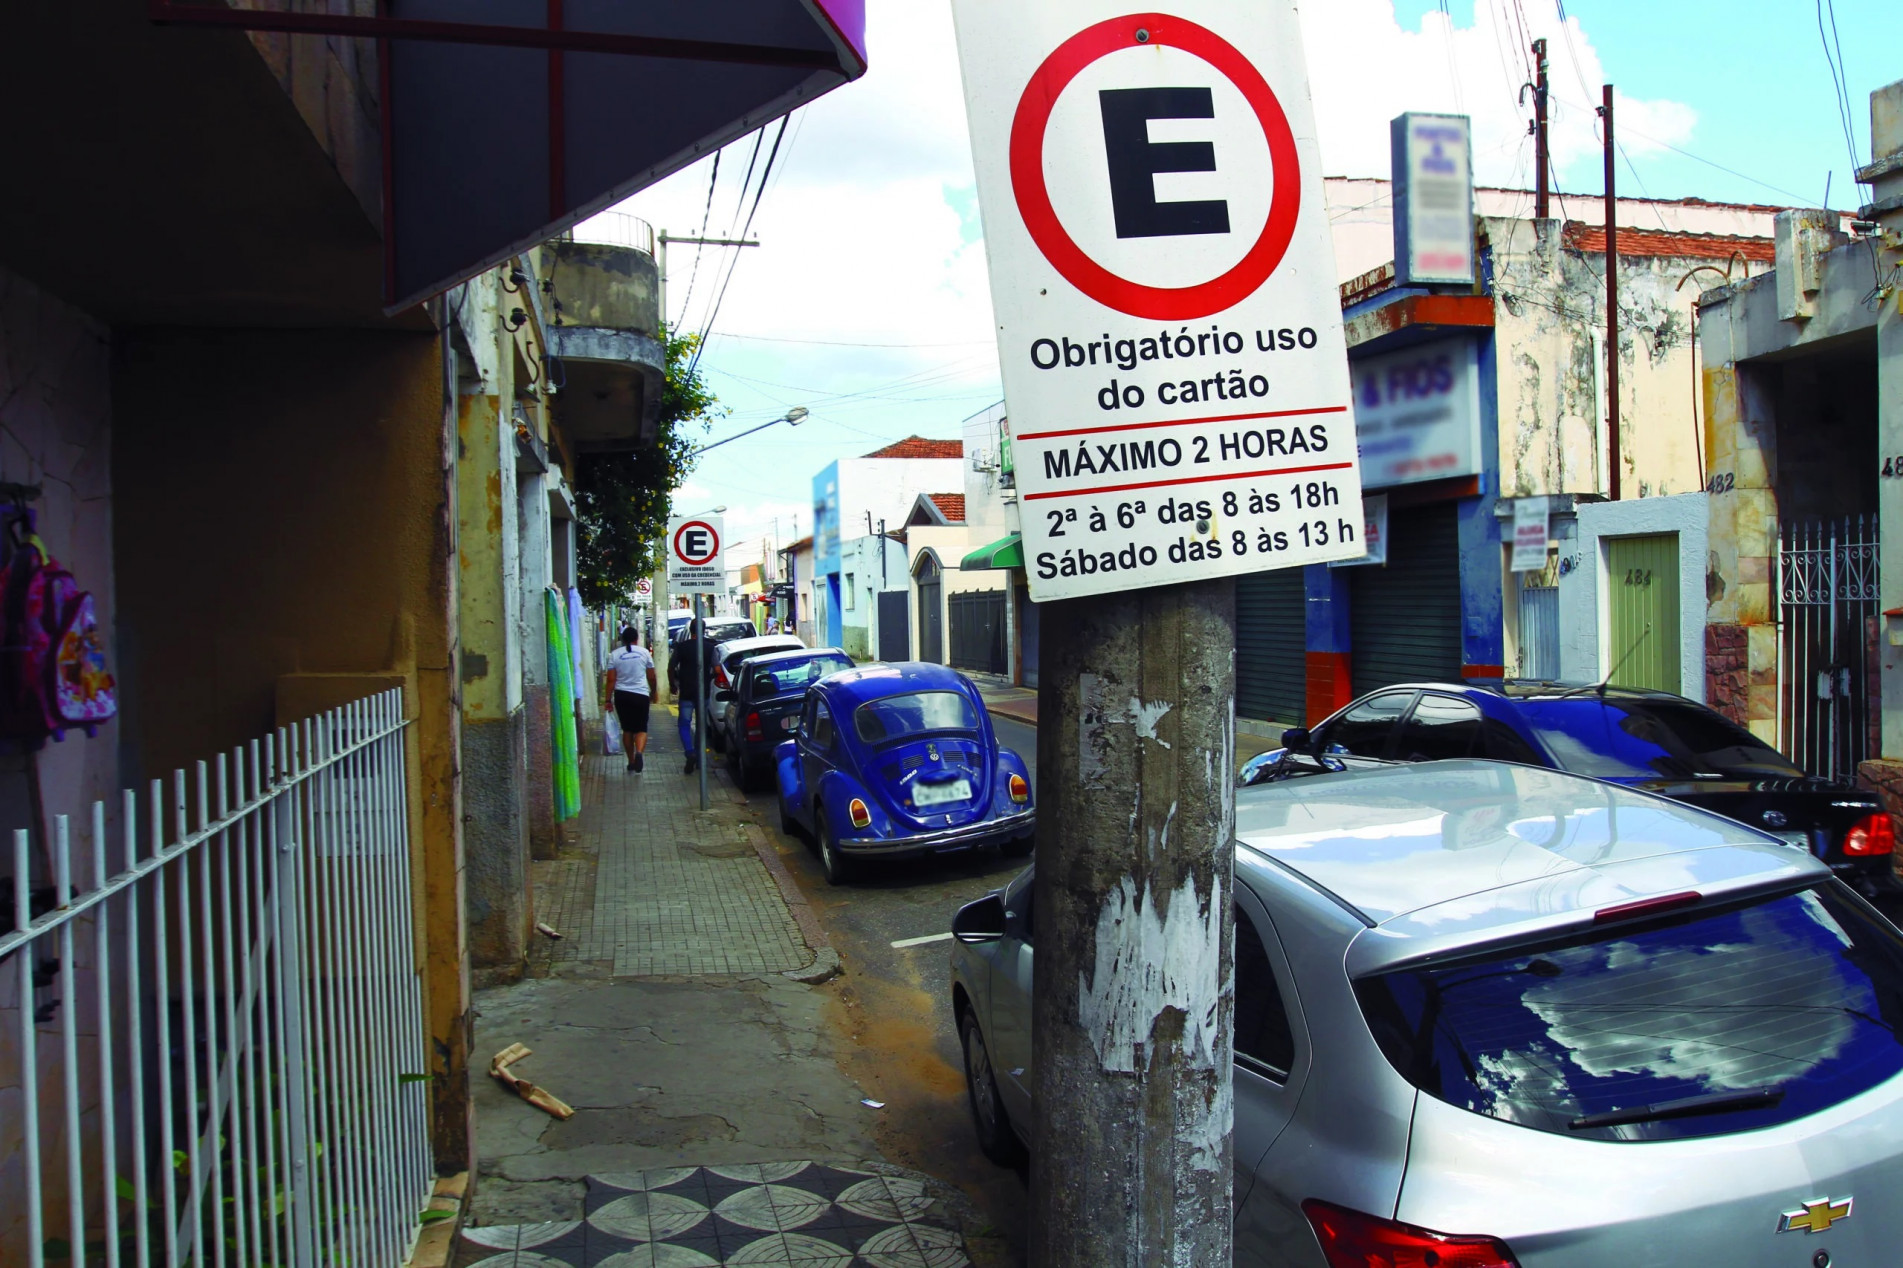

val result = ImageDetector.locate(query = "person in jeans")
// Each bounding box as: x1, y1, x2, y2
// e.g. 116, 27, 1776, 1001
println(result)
604, 626, 657, 772
667, 618, 721, 775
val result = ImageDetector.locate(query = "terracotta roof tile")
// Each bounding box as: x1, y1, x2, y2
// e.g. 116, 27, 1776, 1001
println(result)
1562, 223, 1775, 264
863, 436, 964, 460
927, 493, 965, 523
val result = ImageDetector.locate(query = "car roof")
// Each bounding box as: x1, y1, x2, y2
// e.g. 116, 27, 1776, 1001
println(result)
715, 634, 803, 655
1352, 680, 1691, 704
1236, 760, 1825, 967
813, 660, 972, 708
748, 646, 847, 667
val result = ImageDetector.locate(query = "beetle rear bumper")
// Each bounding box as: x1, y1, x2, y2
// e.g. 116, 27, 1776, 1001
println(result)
838, 808, 1035, 859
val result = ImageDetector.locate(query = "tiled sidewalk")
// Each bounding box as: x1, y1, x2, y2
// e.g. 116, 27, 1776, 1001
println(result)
532, 704, 810, 977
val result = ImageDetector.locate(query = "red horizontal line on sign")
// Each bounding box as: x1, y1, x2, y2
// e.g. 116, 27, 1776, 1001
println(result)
1024, 461, 1356, 502
1015, 404, 1348, 442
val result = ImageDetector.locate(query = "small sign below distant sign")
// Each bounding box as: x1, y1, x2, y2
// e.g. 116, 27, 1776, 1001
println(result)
1510, 499, 1551, 572
667, 516, 726, 594
950, 0, 1365, 601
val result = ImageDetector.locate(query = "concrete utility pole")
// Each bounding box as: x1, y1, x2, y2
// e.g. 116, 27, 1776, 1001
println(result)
1031, 578, 1236, 1268
1601, 83, 1621, 500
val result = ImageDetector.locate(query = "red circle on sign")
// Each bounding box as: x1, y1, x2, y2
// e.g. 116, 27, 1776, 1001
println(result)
673, 520, 721, 566
1008, 13, 1302, 320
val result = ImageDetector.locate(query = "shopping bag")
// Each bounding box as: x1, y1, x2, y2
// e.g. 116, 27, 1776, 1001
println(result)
603, 711, 623, 756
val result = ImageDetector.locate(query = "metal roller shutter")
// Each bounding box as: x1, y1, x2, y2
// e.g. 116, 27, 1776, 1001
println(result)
1236, 568, 1307, 724
1349, 502, 1461, 692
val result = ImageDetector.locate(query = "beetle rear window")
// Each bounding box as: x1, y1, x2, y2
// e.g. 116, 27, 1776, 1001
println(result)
1355, 885, 1903, 1140
854, 691, 979, 742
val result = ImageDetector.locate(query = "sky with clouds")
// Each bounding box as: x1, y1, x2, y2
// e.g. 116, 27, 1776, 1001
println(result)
594, 0, 1895, 568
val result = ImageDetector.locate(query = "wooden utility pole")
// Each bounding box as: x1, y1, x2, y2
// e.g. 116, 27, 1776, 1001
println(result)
1601, 83, 1621, 500
1030, 579, 1236, 1268
1532, 39, 1550, 219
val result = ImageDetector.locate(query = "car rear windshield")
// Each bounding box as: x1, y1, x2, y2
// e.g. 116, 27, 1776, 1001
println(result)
1518, 696, 1805, 780
854, 691, 979, 743
1355, 885, 1903, 1141
753, 655, 852, 696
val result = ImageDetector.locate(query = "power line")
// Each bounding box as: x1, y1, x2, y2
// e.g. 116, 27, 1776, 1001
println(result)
710, 332, 994, 349
689, 114, 792, 380
675, 149, 723, 328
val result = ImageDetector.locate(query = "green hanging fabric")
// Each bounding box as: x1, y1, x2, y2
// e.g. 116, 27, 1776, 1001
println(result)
545, 588, 581, 821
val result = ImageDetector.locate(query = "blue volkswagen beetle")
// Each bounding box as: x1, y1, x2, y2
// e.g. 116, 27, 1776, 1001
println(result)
774, 662, 1035, 884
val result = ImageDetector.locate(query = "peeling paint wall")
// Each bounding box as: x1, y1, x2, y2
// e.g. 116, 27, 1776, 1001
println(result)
1488, 217, 1711, 503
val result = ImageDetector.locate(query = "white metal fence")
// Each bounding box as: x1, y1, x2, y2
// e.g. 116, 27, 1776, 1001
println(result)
0, 689, 432, 1267
1779, 516, 1881, 781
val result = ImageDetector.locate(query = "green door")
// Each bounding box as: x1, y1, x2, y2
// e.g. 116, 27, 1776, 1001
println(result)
1605, 534, 1680, 694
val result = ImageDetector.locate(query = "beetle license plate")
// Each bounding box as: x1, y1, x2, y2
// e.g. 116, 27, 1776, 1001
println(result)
914, 778, 972, 807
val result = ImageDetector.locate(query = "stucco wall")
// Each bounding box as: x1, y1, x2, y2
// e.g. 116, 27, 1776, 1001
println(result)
1488, 217, 1708, 503
1557, 492, 1710, 703
0, 264, 120, 1266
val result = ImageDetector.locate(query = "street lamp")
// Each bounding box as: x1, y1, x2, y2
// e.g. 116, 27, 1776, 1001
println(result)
691, 406, 808, 456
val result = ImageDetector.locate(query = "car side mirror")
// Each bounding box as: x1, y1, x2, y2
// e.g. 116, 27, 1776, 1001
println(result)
1281, 727, 1313, 753
952, 893, 1007, 944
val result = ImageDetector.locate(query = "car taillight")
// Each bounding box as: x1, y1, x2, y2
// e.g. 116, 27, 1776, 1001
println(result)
1008, 773, 1029, 804
848, 798, 872, 830
745, 712, 763, 740
1302, 1200, 1520, 1268
1844, 812, 1896, 856
715, 665, 731, 688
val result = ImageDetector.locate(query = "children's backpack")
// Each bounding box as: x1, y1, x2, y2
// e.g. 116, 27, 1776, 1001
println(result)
0, 537, 116, 743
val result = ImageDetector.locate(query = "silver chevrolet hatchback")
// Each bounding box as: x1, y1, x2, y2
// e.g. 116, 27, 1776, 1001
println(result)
949, 760, 1903, 1266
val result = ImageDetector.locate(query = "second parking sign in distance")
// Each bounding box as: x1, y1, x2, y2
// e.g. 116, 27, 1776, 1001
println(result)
950, 1, 1365, 601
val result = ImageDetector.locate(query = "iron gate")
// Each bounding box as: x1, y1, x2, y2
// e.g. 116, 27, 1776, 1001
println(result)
949, 590, 1008, 675
1779, 516, 1880, 781
876, 591, 910, 662
0, 690, 431, 1267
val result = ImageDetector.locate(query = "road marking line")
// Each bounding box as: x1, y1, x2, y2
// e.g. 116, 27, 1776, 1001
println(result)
890, 931, 954, 949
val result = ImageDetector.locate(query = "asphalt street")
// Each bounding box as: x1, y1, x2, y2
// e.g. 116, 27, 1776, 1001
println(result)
737, 706, 1041, 1265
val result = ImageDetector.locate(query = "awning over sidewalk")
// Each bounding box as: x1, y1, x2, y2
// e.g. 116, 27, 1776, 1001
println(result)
960, 533, 1023, 572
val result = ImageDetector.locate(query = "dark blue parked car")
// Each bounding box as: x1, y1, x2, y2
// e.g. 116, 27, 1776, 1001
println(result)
1253, 682, 1897, 897
775, 662, 1035, 884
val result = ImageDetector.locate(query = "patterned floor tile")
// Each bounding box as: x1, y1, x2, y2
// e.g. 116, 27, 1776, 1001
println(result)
462, 1164, 968, 1268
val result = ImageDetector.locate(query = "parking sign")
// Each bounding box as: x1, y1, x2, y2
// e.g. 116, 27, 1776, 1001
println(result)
667, 515, 725, 594
950, 2, 1364, 601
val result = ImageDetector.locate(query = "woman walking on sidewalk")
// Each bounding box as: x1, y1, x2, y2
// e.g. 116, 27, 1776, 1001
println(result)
605, 626, 657, 772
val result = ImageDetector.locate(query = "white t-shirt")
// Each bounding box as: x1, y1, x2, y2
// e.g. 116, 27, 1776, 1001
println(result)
610, 644, 655, 696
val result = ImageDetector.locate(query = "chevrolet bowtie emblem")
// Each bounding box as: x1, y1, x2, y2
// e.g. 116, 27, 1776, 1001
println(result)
1779, 1197, 1853, 1234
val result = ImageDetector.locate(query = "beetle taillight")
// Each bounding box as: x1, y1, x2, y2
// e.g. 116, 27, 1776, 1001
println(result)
848, 798, 872, 829
745, 712, 763, 740
1302, 1199, 1520, 1268
1008, 773, 1029, 804
1844, 812, 1896, 856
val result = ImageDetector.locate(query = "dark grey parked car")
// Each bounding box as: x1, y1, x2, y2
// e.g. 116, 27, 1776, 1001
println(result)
716, 647, 853, 790
951, 760, 1903, 1266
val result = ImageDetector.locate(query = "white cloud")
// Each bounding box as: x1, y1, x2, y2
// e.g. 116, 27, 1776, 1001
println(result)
1295, 0, 1697, 185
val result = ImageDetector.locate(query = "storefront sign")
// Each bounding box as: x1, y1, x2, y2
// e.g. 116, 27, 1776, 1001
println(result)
1329, 493, 1389, 567
1392, 112, 1474, 286
1351, 339, 1482, 489
950, 0, 1364, 601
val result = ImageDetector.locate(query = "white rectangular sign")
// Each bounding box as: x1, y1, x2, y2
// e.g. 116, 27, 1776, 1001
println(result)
1392, 112, 1474, 286
666, 514, 726, 594
1350, 338, 1482, 488
1329, 493, 1389, 568
1510, 499, 1551, 572
950, 0, 1364, 601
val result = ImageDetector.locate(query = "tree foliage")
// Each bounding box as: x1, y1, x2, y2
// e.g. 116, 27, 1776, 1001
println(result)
573, 327, 723, 606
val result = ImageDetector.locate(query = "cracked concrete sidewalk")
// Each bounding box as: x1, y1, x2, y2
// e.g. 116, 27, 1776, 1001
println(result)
463, 705, 910, 1250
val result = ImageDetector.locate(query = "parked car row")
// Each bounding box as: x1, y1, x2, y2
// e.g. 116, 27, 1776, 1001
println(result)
951, 682, 1903, 1266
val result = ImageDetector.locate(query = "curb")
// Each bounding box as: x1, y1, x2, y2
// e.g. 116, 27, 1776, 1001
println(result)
982, 697, 1038, 727
742, 821, 840, 983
